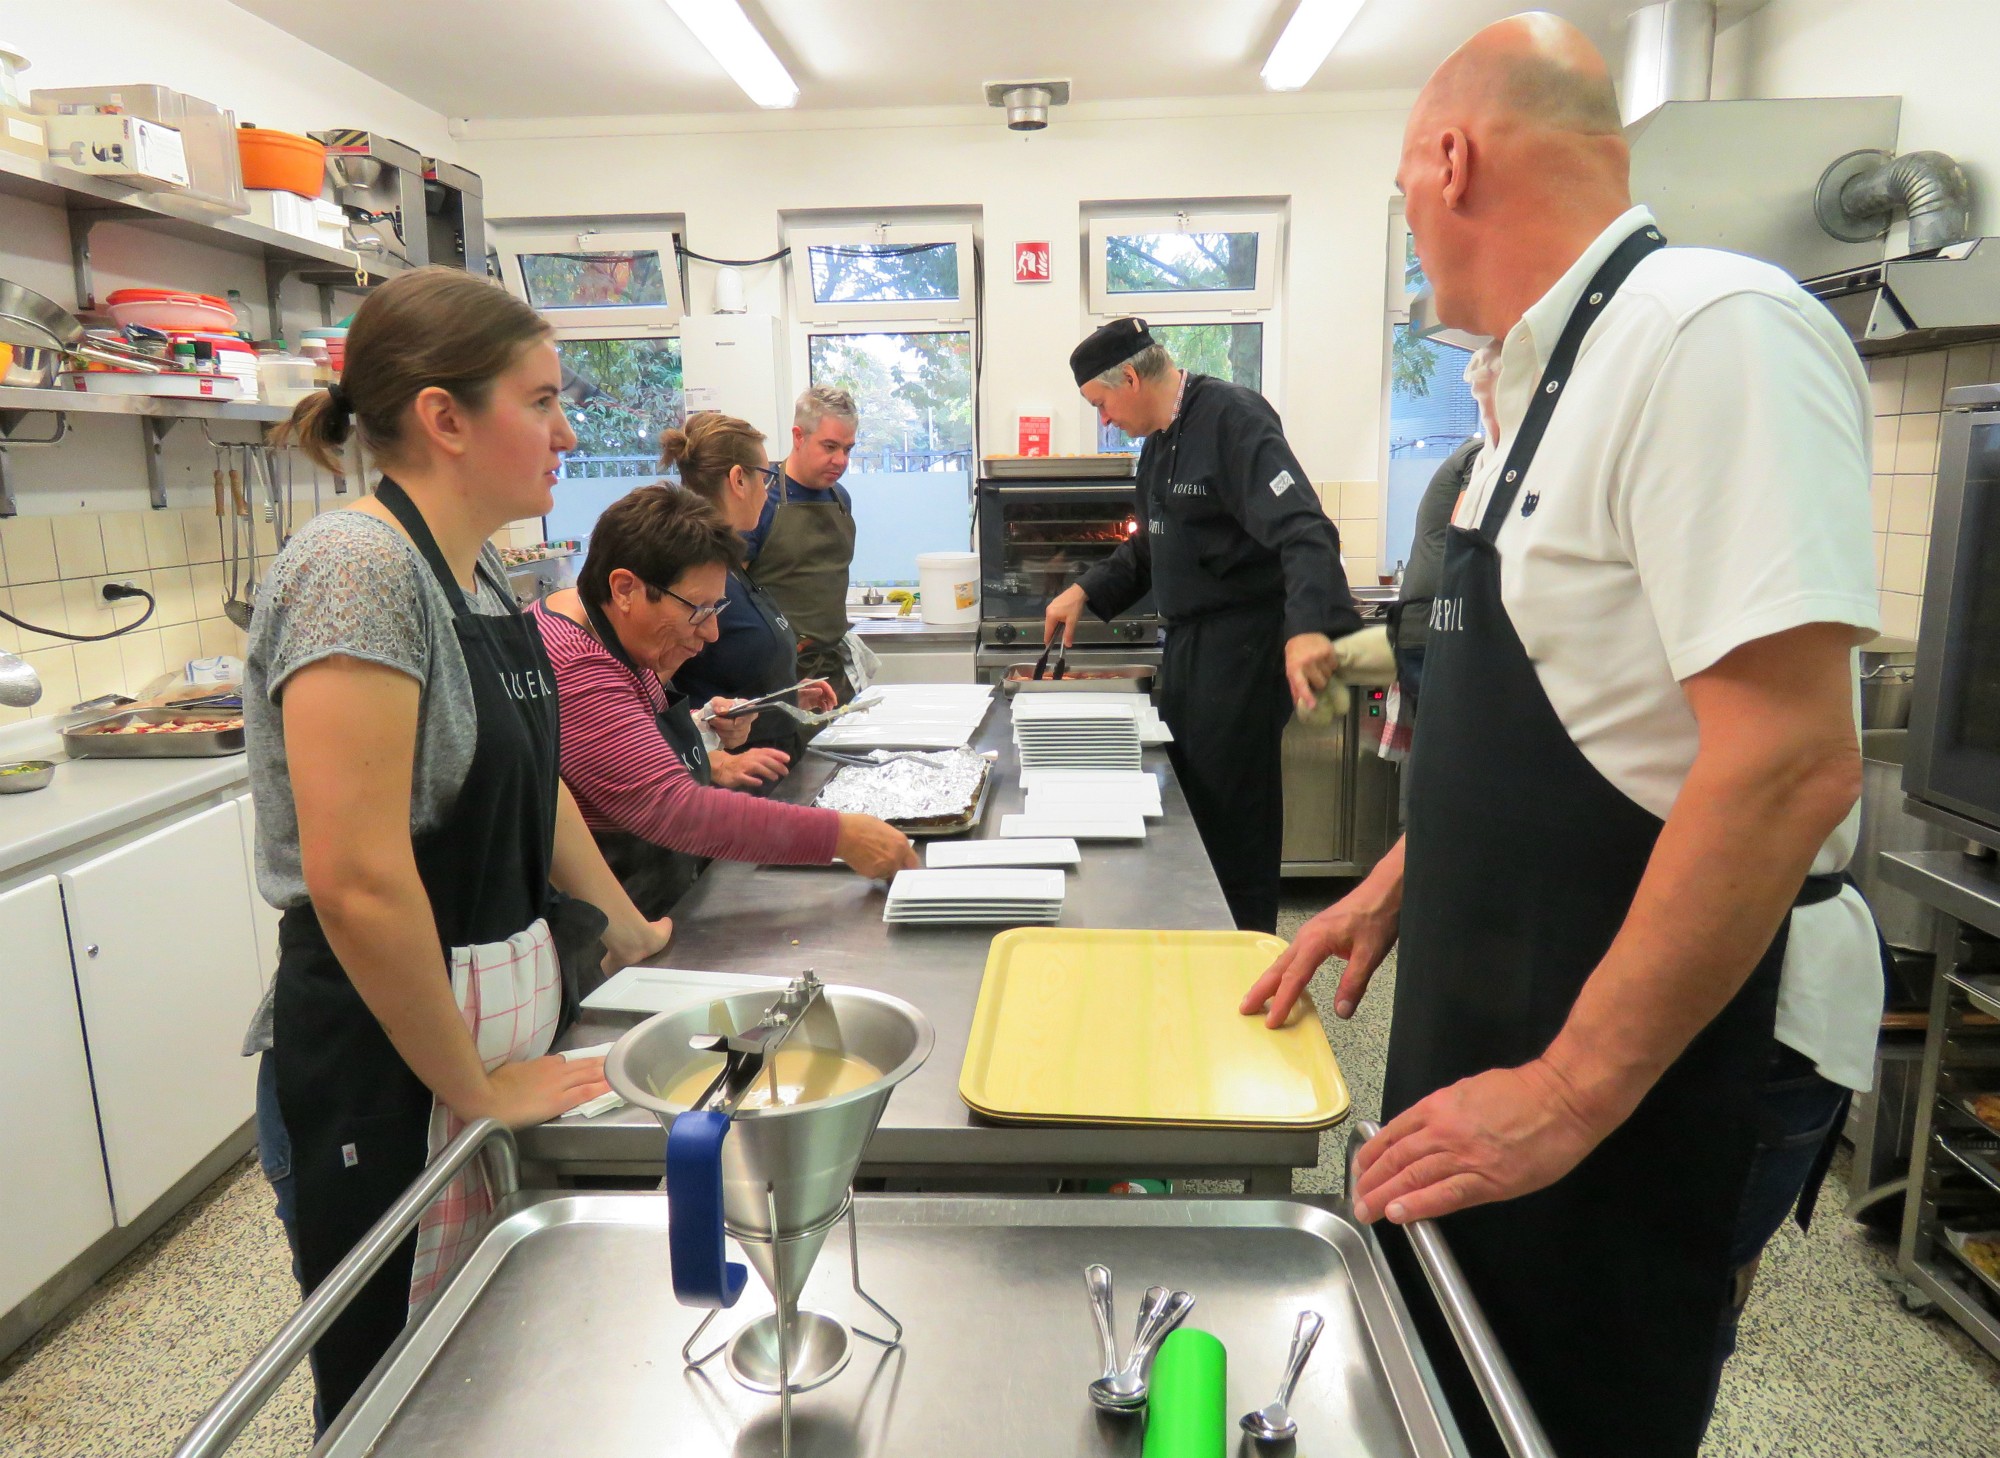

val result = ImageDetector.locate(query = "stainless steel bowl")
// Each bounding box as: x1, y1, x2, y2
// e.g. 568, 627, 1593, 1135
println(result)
0, 342, 58, 388
0, 759, 55, 794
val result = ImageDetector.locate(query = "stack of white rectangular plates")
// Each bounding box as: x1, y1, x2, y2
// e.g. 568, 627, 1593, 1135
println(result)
926, 837, 1082, 868
814, 683, 997, 750
1017, 692, 1173, 746
1011, 697, 1143, 770
1000, 812, 1147, 841
883, 867, 1066, 925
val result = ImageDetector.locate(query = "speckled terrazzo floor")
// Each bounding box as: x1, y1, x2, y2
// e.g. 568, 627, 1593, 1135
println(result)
2, 883, 1996, 1455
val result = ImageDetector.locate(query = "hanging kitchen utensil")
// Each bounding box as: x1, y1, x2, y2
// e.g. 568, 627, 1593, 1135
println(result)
0, 649, 42, 709
222, 446, 252, 629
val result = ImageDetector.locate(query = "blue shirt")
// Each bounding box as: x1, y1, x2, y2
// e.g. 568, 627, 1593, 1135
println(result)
742, 472, 854, 563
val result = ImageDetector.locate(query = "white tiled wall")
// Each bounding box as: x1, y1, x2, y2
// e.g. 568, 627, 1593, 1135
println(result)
1316, 480, 1385, 587
1868, 343, 1994, 640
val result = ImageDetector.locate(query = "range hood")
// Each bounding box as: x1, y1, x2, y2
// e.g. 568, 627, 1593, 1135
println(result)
1802, 237, 2000, 354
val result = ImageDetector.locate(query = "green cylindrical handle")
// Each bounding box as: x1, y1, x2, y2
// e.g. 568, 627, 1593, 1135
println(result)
1142, 1327, 1226, 1458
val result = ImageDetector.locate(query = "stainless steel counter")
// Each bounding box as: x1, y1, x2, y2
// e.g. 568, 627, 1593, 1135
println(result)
532, 695, 1321, 1192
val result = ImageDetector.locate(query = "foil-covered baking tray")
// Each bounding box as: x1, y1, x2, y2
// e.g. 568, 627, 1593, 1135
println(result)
812, 749, 995, 837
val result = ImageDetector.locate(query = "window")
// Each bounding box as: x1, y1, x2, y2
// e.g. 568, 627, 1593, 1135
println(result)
807, 330, 974, 586
1084, 205, 1284, 454
1086, 211, 1280, 316
1096, 322, 1265, 454
492, 225, 686, 330
790, 224, 975, 326
1382, 214, 1482, 572
545, 336, 685, 550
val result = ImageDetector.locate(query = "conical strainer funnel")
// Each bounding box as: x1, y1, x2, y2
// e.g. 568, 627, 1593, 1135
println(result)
606, 980, 932, 1391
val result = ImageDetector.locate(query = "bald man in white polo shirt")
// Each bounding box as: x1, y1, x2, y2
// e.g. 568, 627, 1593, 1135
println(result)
1243, 14, 1883, 1457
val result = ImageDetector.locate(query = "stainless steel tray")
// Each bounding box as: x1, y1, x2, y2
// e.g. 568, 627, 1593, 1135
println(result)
1001, 663, 1155, 694
62, 707, 245, 758
329, 1192, 1461, 1457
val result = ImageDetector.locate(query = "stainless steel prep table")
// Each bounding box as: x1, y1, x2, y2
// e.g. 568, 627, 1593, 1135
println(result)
526, 695, 1324, 1193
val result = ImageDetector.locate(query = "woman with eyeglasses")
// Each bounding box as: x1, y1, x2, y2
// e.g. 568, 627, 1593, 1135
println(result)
529, 484, 917, 918
671, 412, 833, 770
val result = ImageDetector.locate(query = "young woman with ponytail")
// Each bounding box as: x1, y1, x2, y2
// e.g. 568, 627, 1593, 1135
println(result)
240, 267, 671, 1426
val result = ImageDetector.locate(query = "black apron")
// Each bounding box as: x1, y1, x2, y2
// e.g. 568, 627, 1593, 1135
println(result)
1384, 224, 1833, 1458
693, 566, 806, 761
575, 592, 715, 921
1157, 600, 1291, 934
272, 476, 559, 1425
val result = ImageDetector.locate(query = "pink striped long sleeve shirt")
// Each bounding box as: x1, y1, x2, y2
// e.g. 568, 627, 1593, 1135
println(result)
529, 601, 841, 865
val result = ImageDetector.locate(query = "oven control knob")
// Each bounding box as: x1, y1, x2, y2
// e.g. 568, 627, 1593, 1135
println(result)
994, 622, 1019, 644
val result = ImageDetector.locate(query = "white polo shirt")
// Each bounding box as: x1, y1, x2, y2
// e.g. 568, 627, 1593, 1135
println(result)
1454, 206, 1883, 1092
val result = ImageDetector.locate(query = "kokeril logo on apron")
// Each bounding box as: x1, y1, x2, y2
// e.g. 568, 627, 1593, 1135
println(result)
1428, 596, 1466, 635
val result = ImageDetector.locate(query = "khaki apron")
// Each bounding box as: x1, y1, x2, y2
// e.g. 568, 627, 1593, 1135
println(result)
747, 477, 856, 698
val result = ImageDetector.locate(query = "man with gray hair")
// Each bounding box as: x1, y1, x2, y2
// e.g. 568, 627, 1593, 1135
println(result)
1046, 318, 1367, 932
746, 385, 861, 696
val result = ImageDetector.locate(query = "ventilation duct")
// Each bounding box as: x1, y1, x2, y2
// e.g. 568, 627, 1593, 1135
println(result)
1621, 0, 1715, 125
1816, 149, 1975, 255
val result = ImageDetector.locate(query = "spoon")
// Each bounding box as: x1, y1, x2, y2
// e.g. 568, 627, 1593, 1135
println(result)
1088, 1286, 1194, 1412
1084, 1265, 1120, 1386
1239, 1309, 1325, 1442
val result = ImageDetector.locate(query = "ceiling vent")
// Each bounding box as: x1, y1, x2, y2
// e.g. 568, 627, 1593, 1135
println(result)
984, 80, 1070, 132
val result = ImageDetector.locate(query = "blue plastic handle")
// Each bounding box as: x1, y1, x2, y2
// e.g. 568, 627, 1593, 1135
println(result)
665, 1109, 747, 1308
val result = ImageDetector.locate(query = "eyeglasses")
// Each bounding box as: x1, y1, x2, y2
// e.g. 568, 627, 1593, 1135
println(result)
749, 463, 781, 489
657, 583, 729, 626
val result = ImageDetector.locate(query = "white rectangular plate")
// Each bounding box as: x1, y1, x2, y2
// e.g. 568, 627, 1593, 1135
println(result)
926, 838, 1083, 868
1001, 813, 1147, 841
580, 966, 791, 1015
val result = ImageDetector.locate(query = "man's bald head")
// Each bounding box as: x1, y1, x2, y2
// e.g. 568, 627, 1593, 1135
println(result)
1419, 11, 1623, 139
1397, 12, 1634, 339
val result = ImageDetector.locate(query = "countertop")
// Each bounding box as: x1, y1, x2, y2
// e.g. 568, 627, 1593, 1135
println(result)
0, 718, 248, 879
847, 611, 977, 645
530, 692, 1322, 1187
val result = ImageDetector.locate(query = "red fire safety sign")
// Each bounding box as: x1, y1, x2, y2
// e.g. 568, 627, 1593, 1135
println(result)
1014, 242, 1052, 283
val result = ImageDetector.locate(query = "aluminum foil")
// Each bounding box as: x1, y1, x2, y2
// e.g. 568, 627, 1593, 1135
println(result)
814, 749, 990, 823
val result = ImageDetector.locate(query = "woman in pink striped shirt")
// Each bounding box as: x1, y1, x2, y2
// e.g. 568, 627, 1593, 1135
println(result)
529, 486, 916, 917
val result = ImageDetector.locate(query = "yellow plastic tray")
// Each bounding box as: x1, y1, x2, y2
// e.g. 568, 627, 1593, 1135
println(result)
958, 928, 1350, 1129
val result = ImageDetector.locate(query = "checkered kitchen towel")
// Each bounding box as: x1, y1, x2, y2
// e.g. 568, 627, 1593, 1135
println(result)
407, 917, 560, 1309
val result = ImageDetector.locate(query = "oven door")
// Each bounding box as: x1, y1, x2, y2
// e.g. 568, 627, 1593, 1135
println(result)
1907, 406, 2000, 845
975, 480, 1157, 621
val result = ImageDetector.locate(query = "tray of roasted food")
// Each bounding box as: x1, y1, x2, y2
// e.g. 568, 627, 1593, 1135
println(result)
1001, 662, 1155, 694
812, 747, 994, 837
63, 707, 246, 759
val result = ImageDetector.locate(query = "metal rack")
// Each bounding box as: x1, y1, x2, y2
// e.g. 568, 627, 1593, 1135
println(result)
1881, 849, 2000, 1358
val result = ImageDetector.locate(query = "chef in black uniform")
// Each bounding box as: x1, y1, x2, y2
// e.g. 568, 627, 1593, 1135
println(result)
1044, 320, 1363, 932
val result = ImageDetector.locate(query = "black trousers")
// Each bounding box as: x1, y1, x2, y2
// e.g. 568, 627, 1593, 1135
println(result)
1156, 605, 1291, 933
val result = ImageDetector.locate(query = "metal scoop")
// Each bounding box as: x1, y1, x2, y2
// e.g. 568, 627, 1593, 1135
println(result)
1087, 1285, 1194, 1412
0, 650, 41, 709
1240, 1309, 1325, 1442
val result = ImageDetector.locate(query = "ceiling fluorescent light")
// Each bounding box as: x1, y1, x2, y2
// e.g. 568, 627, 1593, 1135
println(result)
665, 0, 799, 108
1261, 0, 1369, 91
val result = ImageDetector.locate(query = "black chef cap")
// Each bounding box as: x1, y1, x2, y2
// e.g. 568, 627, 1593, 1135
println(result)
1069, 317, 1155, 387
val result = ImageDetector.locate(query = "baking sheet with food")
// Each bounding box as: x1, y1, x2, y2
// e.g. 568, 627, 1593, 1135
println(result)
62, 708, 245, 758
812, 747, 995, 836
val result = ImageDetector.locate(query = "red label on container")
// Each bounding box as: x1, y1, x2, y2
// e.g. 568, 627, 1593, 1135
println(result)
1014, 242, 1051, 283
1018, 416, 1052, 456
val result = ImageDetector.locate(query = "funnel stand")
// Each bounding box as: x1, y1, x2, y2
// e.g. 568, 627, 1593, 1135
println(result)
845, 1201, 903, 1349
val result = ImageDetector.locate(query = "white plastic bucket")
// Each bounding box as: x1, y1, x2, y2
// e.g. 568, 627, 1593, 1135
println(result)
916, 551, 980, 626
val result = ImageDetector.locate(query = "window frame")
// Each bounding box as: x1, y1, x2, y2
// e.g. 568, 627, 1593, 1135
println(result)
492, 223, 688, 331
546, 327, 687, 509
788, 223, 977, 327
1085, 210, 1281, 317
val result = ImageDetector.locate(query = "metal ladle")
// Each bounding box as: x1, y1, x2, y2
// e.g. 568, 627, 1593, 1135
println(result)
1240, 1309, 1325, 1442
1087, 1286, 1194, 1412
0, 649, 41, 708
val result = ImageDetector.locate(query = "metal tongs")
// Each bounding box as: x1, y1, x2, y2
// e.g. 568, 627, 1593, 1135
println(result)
706, 679, 820, 722
1033, 639, 1070, 681
685, 971, 828, 1115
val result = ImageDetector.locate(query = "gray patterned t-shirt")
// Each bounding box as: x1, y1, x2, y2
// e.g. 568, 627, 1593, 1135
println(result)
241, 508, 515, 1054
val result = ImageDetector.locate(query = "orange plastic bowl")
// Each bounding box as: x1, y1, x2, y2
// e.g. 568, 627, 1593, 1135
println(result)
237, 127, 326, 198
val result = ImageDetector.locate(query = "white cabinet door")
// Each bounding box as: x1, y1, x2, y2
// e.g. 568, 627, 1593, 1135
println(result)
63, 803, 265, 1223
235, 793, 283, 989
0, 876, 114, 1312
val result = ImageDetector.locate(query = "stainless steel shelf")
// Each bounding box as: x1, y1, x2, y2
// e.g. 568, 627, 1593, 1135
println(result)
0, 147, 389, 282
1950, 969, 2000, 1022
0, 385, 291, 424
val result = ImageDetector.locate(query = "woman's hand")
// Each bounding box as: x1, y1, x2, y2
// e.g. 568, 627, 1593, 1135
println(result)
601, 912, 673, 975
705, 697, 754, 749
834, 813, 920, 880
798, 679, 838, 713
712, 747, 791, 787
477, 1054, 610, 1129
